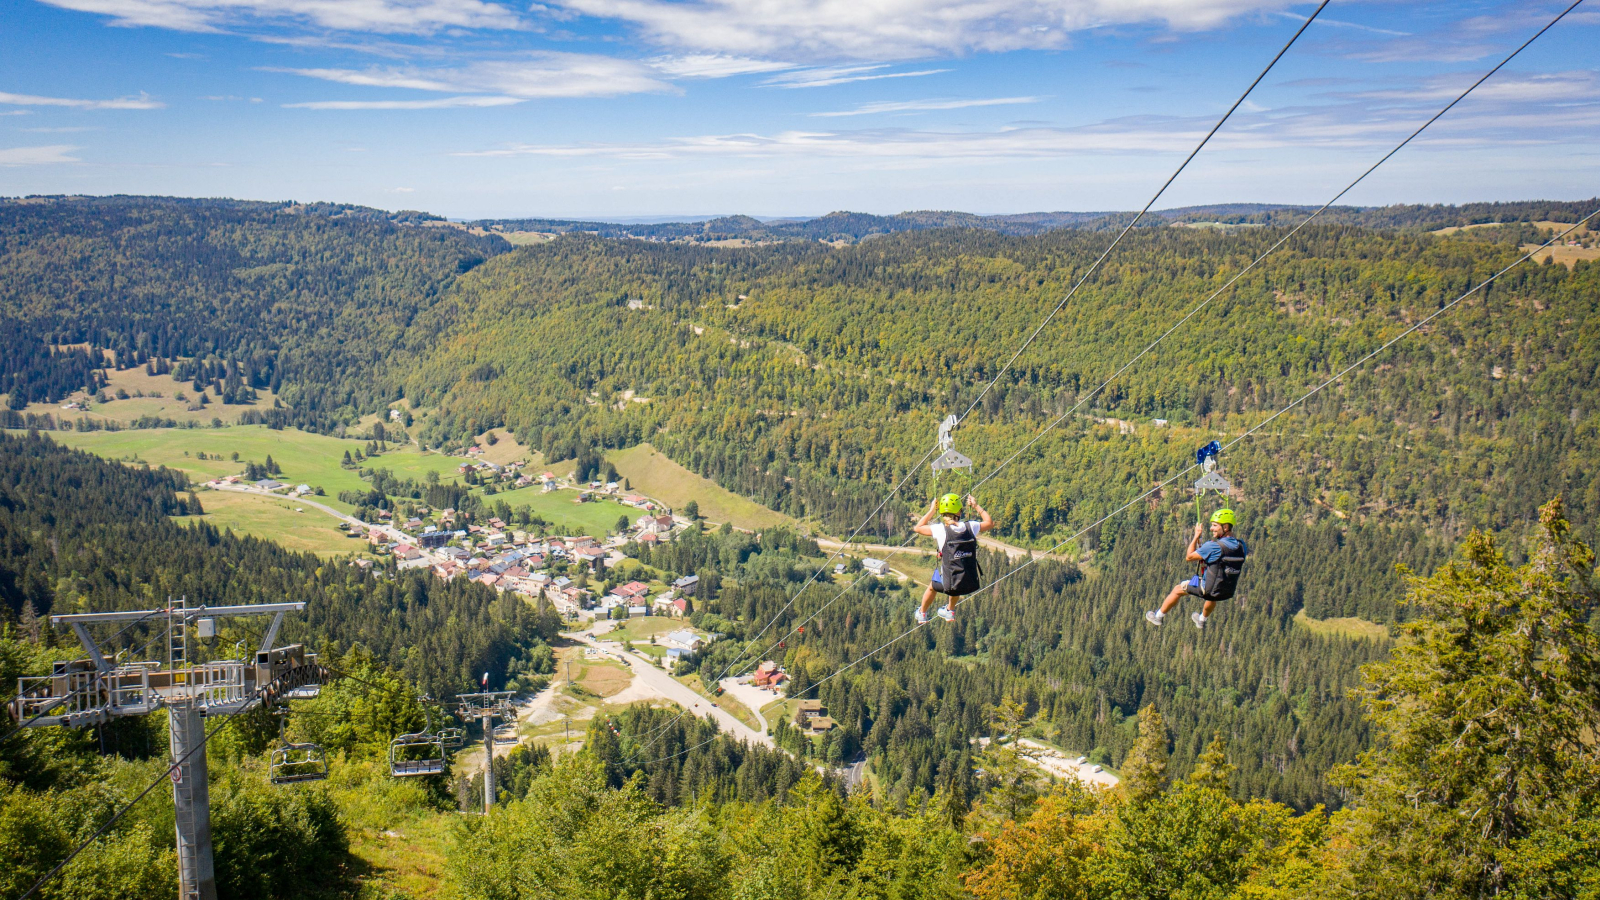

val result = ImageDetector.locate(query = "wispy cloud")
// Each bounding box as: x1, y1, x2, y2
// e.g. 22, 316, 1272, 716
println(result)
36, 0, 523, 35
1275, 10, 1408, 37
277, 52, 673, 104
454, 84, 1600, 162
810, 96, 1041, 117
648, 55, 795, 79
763, 65, 950, 89
0, 145, 81, 165
553, 0, 1302, 60
287, 95, 524, 109
0, 90, 163, 109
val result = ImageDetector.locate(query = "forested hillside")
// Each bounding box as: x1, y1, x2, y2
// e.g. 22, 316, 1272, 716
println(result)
0, 197, 506, 427
403, 223, 1600, 559
0, 431, 553, 698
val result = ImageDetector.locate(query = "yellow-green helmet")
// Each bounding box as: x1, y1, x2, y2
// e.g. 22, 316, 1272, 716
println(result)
1211, 508, 1236, 525
937, 493, 963, 515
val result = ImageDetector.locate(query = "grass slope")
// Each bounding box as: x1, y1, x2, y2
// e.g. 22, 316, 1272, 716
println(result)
1292, 609, 1389, 641
47, 425, 466, 512
606, 443, 792, 531
175, 490, 367, 558
483, 484, 639, 538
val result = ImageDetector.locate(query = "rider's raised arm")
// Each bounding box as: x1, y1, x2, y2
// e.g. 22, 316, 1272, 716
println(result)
913, 497, 939, 537
967, 495, 995, 533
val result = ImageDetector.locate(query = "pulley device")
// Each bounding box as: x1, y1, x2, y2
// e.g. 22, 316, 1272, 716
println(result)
1191, 440, 1231, 524
929, 414, 974, 499
930, 415, 973, 478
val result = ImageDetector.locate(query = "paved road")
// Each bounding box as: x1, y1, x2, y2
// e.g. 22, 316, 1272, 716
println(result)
564, 632, 772, 749
717, 677, 779, 733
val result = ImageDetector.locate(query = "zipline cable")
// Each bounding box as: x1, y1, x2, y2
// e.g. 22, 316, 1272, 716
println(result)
628, 3, 1336, 747
951, 0, 1332, 429
723, 0, 1589, 673
787, 210, 1600, 704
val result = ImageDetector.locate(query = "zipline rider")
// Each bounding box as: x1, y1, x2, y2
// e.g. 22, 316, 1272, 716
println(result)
913, 493, 993, 625
1145, 509, 1248, 631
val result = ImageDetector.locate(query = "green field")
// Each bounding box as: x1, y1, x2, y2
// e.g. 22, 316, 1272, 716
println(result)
175, 489, 366, 557
607, 616, 685, 644
484, 484, 640, 538
606, 443, 792, 531
1292, 609, 1390, 641
46, 425, 467, 513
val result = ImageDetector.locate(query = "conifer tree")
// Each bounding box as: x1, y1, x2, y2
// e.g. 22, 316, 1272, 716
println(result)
1327, 499, 1600, 898
1120, 705, 1170, 804
1190, 731, 1234, 793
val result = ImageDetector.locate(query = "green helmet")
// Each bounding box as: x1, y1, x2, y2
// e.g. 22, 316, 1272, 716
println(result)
937, 493, 963, 515
1211, 508, 1237, 526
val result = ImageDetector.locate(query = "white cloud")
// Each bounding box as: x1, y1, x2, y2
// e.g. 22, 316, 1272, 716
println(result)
811, 96, 1041, 117
453, 88, 1600, 162
36, 0, 523, 34
0, 90, 163, 109
278, 52, 673, 101
553, 0, 1302, 60
286, 95, 524, 109
1349, 70, 1600, 106
648, 55, 796, 79
763, 65, 950, 89
0, 145, 81, 165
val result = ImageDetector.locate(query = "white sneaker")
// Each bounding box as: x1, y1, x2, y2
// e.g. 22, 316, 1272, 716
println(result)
936, 607, 955, 622
1191, 612, 1207, 630
1144, 611, 1164, 627
915, 608, 930, 625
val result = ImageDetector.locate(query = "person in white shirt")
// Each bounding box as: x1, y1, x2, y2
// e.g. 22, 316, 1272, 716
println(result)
912, 493, 993, 624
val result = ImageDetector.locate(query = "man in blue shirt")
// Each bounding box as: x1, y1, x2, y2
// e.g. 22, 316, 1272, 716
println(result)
1145, 508, 1248, 630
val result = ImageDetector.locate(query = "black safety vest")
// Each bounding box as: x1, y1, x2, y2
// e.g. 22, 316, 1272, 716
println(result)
939, 523, 982, 595
1199, 538, 1247, 601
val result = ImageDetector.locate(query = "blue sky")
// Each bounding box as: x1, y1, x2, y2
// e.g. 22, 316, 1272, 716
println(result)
1, 0, 1596, 218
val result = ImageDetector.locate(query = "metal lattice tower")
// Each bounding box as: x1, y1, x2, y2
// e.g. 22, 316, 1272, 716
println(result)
456, 691, 516, 813
7, 600, 321, 900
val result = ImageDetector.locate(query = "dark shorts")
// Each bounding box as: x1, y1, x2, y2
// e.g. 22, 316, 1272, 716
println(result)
1183, 575, 1224, 601
930, 571, 960, 597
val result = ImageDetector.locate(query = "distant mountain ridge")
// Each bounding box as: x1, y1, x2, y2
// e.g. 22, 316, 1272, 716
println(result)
471, 198, 1598, 242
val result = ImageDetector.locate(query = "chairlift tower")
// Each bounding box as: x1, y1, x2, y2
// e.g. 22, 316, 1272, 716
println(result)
456, 691, 516, 813
7, 599, 323, 900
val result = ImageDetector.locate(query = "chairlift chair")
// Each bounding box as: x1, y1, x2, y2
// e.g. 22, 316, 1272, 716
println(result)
388, 731, 447, 777
269, 716, 328, 785
439, 726, 466, 749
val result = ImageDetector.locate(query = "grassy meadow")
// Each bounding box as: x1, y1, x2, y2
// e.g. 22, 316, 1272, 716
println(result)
174, 490, 369, 558
605, 443, 792, 531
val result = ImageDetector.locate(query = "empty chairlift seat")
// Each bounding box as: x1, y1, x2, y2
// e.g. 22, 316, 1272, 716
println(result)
389, 731, 447, 777
269, 741, 329, 785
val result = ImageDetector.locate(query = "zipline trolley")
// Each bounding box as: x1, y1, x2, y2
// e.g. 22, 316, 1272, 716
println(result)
1192, 440, 1232, 523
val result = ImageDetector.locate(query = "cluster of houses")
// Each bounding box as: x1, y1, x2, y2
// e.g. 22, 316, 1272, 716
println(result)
214, 474, 317, 497
357, 510, 697, 621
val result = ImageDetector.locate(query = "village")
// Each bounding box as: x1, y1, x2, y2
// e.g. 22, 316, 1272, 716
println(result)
202, 441, 1117, 789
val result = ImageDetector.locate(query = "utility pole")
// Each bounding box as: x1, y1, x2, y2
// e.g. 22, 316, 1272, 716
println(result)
456, 691, 515, 813
7, 599, 321, 900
